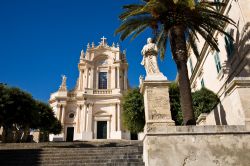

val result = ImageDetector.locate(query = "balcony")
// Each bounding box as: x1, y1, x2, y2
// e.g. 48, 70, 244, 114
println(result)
93, 89, 112, 94
81, 88, 121, 96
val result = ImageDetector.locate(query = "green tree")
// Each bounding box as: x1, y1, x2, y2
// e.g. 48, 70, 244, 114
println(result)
169, 82, 182, 125
192, 88, 220, 120
0, 84, 12, 142
170, 84, 220, 125
115, 0, 235, 125
0, 84, 61, 142
36, 101, 62, 142
122, 88, 145, 134
0, 85, 39, 142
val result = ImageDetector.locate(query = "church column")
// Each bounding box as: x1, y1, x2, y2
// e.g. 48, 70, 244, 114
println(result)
56, 104, 61, 120
85, 67, 89, 89
117, 103, 121, 131
117, 67, 120, 89
96, 68, 98, 88
58, 105, 63, 122
108, 67, 111, 89
82, 104, 87, 132
90, 67, 94, 89
86, 104, 93, 132
124, 69, 128, 90
76, 105, 81, 133
115, 104, 118, 131
111, 67, 116, 89
61, 105, 65, 124
79, 70, 83, 90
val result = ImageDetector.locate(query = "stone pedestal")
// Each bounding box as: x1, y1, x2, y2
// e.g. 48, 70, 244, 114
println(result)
141, 80, 175, 131
141, 80, 175, 166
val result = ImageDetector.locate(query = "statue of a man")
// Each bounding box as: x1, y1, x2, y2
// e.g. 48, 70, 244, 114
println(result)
141, 38, 160, 75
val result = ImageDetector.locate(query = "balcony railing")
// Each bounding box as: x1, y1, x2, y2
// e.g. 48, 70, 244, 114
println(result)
93, 89, 112, 94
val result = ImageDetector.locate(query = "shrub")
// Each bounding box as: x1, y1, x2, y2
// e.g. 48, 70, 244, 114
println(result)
192, 88, 220, 120
169, 83, 220, 125
122, 88, 145, 133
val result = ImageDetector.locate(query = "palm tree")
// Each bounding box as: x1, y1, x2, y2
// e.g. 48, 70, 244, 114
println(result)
115, 0, 235, 125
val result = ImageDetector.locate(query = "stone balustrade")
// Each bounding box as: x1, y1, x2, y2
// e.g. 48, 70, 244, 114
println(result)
93, 89, 112, 94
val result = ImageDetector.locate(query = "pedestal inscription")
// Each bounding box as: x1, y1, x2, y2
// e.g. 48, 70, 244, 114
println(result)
142, 81, 175, 127
147, 86, 171, 121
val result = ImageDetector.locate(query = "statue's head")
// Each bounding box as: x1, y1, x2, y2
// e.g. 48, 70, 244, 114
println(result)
147, 38, 153, 44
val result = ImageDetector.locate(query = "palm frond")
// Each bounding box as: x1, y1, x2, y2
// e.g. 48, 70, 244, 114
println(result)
155, 25, 169, 59
187, 32, 200, 58
115, 15, 155, 41
115, 0, 236, 58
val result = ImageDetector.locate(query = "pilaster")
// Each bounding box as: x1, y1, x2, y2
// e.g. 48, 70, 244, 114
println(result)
124, 69, 128, 90
90, 67, 94, 88
86, 103, 93, 132
76, 105, 81, 133
117, 103, 121, 131
61, 104, 66, 125
117, 67, 120, 88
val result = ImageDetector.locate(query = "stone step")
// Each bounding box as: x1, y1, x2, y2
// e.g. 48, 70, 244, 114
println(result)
0, 163, 144, 166
0, 154, 142, 160
1, 159, 144, 163
0, 151, 143, 157
0, 148, 142, 153
0, 141, 144, 166
0, 140, 143, 149
0, 160, 144, 165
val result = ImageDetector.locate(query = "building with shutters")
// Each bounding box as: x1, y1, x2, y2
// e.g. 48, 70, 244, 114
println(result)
186, 0, 250, 126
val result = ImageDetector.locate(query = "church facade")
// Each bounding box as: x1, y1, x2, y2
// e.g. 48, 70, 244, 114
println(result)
49, 37, 129, 141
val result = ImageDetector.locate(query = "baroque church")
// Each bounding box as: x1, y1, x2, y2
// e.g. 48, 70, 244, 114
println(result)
49, 37, 129, 141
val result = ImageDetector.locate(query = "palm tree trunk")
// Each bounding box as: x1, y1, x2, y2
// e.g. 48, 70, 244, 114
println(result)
169, 26, 196, 125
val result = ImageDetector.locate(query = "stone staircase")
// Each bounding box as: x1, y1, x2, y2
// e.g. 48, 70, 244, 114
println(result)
0, 140, 144, 166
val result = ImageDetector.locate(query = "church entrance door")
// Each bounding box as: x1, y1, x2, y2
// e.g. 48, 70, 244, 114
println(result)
97, 121, 107, 139
66, 127, 74, 142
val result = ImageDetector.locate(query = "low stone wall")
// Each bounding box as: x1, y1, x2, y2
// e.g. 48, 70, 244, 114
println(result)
143, 125, 250, 166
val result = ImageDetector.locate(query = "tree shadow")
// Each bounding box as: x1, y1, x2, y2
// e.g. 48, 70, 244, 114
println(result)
223, 21, 250, 82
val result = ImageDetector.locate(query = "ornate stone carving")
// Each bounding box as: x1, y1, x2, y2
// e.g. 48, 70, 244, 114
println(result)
59, 75, 67, 91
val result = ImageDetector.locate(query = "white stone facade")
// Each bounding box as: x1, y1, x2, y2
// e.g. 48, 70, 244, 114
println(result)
187, 0, 250, 126
49, 37, 129, 141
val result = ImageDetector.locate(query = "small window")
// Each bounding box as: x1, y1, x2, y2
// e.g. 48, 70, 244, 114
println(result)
69, 113, 75, 118
98, 72, 107, 89
224, 29, 234, 58
214, 52, 222, 74
201, 78, 205, 88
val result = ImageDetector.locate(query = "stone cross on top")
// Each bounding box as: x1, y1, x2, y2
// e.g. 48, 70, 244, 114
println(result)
100, 36, 107, 46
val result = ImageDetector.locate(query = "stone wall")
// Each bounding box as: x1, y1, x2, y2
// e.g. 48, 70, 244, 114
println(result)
144, 125, 250, 166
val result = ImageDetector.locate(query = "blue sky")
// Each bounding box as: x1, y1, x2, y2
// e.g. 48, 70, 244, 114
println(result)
0, 0, 177, 102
